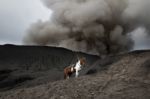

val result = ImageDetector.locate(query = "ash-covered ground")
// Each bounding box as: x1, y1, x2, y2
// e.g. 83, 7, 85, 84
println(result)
0, 44, 150, 99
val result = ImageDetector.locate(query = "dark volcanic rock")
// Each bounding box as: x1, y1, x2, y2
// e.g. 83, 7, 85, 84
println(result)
0, 44, 99, 70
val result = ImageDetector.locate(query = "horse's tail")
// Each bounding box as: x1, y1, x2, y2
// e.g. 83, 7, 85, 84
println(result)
64, 69, 67, 79
64, 73, 66, 79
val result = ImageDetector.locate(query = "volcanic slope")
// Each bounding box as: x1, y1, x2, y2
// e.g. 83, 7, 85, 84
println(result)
0, 46, 150, 99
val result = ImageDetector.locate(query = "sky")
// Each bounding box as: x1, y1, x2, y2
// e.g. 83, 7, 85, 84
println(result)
0, 0, 51, 45
131, 27, 150, 50
0, 0, 149, 51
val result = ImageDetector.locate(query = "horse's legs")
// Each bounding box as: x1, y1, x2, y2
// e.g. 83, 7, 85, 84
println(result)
75, 71, 79, 78
64, 72, 70, 79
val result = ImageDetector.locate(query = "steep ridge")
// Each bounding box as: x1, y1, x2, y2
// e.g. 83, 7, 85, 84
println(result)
0, 44, 99, 91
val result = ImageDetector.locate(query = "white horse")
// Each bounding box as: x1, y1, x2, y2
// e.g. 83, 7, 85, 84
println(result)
64, 57, 86, 79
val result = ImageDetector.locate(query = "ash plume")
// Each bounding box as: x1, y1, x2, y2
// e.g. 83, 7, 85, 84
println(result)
24, 0, 150, 55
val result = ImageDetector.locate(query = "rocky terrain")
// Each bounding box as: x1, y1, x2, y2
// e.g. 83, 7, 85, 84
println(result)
0, 44, 150, 99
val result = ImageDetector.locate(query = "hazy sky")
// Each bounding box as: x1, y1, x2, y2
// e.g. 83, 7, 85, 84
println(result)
0, 0, 149, 50
0, 0, 51, 45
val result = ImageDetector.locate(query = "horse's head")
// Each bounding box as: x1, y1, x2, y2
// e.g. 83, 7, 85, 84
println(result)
79, 57, 86, 66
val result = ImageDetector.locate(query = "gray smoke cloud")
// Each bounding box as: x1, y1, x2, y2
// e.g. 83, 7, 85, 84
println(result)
24, 0, 150, 55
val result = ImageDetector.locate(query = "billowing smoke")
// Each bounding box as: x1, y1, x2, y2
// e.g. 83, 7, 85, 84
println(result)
24, 0, 150, 55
